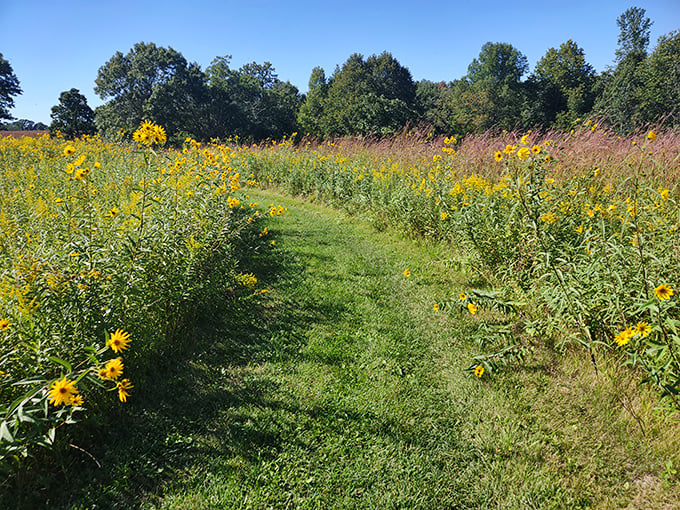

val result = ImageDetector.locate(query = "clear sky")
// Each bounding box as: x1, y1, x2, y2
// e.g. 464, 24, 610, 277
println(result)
1, 0, 679, 125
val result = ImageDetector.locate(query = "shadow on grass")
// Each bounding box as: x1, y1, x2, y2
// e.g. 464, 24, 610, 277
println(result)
0, 237, 374, 509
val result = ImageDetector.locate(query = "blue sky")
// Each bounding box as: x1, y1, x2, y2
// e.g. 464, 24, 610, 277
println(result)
1, 0, 679, 124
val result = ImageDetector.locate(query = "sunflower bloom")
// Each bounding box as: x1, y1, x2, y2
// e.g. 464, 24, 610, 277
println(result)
494, 151, 503, 162
467, 303, 478, 315
647, 130, 657, 141
48, 376, 78, 406
151, 124, 167, 145
433, 303, 440, 312
108, 329, 131, 353
632, 321, 651, 338
517, 147, 531, 160
101, 358, 124, 380
403, 268, 411, 277
459, 293, 467, 301
133, 120, 167, 146
0, 318, 10, 331
654, 284, 674, 300
614, 327, 634, 346
117, 379, 133, 402
73, 167, 90, 180
474, 365, 484, 378
63, 145, 76, 156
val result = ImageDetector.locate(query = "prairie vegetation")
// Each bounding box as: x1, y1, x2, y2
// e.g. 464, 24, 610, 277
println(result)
0, 126, 281, 467
238, 123, 680, 406
1, 121, 680, 507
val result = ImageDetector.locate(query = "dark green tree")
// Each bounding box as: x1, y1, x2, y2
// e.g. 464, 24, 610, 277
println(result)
527, 40, 596, 127
415, 80, 456, 134
639, 30, 680, 125
49, 88, 97, 139
318, 52, 418, 137
1, 119, 47, 131
595, 7, 653, 130
94, 42, 208, 140
447, 42, 528, 132
467, 42, 528, 86
205, 56, 243, 138
615, 6, 653, 63
144, 63, 210, 141
206, 57, 301, 141
447, 78, 499, 133
297, 67, 329, 136
265, 80, 301, 139
320, 53, 371, 136
0, 53, 22, 121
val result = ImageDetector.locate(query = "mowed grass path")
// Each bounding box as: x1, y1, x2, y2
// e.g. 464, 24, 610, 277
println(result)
153, 191, 495, 508
39, 190, 679, 509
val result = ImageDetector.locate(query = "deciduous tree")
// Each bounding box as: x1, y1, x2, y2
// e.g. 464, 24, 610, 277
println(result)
595, 7, 653, 130
0, 53, 22, 121
297, 67, 329, 137
94, 42, 207, 140
615, 6, 653, 63
317, 52, 418, 137
449, 42, 528, 132
49, 88, 97, 139
528, 40, 596, 127
206, 57, 301, 141
639, 30, 680, 125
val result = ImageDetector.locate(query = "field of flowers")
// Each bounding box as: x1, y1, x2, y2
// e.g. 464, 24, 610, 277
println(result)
0, 124, 279, 466
2, 120, 679, 476
237, 123, 680, 410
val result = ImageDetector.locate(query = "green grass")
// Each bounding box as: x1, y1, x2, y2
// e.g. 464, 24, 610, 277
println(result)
4, 189, 680, 509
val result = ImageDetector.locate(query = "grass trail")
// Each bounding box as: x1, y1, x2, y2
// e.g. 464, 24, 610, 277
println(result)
20, 190, 680, 509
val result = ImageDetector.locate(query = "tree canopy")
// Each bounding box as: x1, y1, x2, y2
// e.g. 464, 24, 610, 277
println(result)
615, 6, 653, 62
527, 40, 596, 127
50, 88, 97, 139
0, 53, 22, 121
298, 52, 418, 138
0, 119, 47, 131
466, 42, 528, 86
594, 7, 654, 130
67, 7, 680, 143
94, 42, 207, 141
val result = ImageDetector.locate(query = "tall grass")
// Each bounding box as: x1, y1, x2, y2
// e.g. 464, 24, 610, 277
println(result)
0, 128, 276, 468
236, 122, 680, 410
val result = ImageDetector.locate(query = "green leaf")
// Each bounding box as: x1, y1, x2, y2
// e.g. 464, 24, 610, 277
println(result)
48, 356, 73, 373
17, 406, 35, 424
0, 421, 14, 443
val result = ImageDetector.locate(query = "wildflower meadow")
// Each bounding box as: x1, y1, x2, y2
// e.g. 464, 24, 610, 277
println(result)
2, 120, 680, 507
0, 123, 281, 467
237, 123, 680, 408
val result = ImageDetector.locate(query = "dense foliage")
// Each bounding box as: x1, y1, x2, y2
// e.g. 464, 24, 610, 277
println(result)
0, 119, 47, 131
49, 88, 97, 139
3, 8, 679, 142
0, 125, 281, 468
233, 125, 680, 410
0, 53, 22, 121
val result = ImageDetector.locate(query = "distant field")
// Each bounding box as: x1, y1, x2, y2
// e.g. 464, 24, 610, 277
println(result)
0, 130, 48, 138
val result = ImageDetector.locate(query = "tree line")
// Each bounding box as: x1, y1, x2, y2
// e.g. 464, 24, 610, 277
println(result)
1, 7, 678, 141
